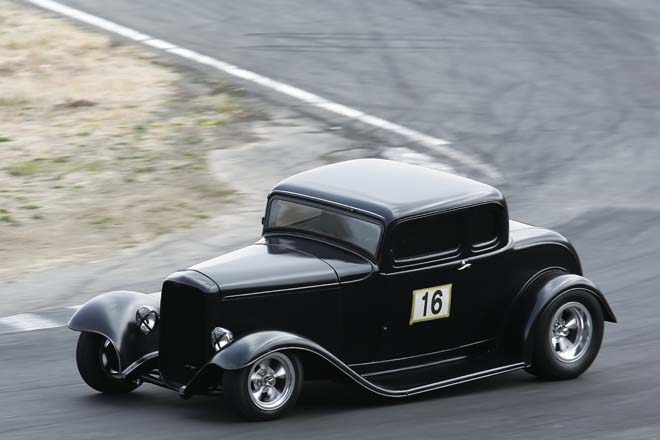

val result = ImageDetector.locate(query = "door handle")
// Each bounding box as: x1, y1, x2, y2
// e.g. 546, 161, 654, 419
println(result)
458, 260, 471, 271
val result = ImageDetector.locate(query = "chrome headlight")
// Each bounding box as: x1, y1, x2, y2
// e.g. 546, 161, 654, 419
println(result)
211, 327, 233, 352
135, 306, 159, 335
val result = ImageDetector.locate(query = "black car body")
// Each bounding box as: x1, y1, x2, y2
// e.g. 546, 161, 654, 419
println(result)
70, 159, 616, 419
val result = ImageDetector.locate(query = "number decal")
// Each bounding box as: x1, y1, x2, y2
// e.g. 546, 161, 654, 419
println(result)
410, 284, 452, 324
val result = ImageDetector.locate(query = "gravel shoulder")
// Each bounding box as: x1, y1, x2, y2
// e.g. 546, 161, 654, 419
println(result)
0, 0, 372, 314
0, 0, 262, 279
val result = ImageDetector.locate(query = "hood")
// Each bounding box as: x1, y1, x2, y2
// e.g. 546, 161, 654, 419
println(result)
189, 242, 339, 297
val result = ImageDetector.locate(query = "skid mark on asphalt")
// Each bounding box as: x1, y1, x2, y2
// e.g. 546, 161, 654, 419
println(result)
23, 0, 500, 181
0, 292, 161, 335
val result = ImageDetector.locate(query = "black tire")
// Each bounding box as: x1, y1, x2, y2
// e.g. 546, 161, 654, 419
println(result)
223, 351, 303, 421
76, 332, 141, 394
526, 290, 604, 380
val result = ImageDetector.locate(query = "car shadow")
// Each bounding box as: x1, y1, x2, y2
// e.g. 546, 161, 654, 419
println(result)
295, 371, 537, 416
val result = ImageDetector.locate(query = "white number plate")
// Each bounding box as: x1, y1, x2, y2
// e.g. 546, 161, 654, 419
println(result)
409, 284, 452, 325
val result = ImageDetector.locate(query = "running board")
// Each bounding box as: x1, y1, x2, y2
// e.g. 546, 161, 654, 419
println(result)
248, 347, 526, 398
401, 363, 525, 396
130, 344, 526, 399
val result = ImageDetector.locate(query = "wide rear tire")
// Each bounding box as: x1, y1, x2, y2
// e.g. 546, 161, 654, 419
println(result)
526, 290, 604, 380
223, 351, 303, 421
76, 332, 141, 394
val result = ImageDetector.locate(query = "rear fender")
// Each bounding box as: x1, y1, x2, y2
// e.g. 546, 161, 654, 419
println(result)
68, 291, 160, 375
503, 272, 616, 363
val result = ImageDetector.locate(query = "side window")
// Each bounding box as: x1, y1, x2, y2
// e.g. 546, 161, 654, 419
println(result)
390, 203, 506, 265
392, 212, 462, 262
467, 204, 502, 251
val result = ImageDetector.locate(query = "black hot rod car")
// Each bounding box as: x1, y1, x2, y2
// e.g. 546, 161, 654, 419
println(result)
69, 159, 616, 420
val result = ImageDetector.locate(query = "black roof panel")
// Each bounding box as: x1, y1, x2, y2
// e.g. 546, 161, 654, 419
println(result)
271, 159, 504, 225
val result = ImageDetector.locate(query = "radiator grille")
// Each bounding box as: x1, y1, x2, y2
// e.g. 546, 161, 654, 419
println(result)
159, 280, 210, 386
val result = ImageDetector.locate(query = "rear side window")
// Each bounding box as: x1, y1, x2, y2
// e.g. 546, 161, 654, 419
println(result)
467, 204, 502, 250
392, 211, 461, 262
391, 203, 506, 264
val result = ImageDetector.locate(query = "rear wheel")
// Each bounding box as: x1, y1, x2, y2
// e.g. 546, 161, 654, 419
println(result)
76, 332, 141, 394
223, 352, 303, 421
526, 290, 604, 379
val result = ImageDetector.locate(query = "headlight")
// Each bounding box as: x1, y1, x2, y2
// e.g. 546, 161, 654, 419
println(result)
135, 306, 159, 335
211, 327, 233, 352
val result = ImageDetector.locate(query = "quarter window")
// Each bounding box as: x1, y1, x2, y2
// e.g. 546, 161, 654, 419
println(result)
391, 204, 505, 264
467, 204, 502, 250
392, 212, 462, 262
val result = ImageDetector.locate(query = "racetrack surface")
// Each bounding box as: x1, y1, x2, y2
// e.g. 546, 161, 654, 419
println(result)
3, 0, 660, 438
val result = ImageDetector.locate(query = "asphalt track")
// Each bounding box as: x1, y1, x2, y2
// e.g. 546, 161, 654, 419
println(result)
3, 0, 660, 438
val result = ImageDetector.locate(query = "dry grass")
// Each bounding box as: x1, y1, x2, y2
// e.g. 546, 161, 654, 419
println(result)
0, 1, 256, 277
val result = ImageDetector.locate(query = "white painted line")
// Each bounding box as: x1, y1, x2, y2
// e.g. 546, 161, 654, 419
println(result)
0, 291, 163, 335
143, 38, 178, 50
24, 0, 500, 181
26, 0, 150, 41
0, 313, 63, 333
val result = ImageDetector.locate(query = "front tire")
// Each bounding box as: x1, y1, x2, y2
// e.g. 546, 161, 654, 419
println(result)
223, 351, 303, 421
526, 290, 604, 380
76, 332, 141, 394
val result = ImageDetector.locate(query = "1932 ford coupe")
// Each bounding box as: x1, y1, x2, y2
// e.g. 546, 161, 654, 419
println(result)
69, 159, 616, 420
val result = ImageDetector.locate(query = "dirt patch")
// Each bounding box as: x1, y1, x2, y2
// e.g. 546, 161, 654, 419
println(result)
0, 1, 261, 278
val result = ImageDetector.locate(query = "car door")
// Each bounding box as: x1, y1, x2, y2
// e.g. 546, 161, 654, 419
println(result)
378, 205, 508, 360
458, 204, 515, 343
378, 259, 471, 359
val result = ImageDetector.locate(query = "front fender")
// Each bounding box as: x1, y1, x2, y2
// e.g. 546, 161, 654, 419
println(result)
182, 331, 397, 399
68, 291, 160, 375
211, 331, 327, 370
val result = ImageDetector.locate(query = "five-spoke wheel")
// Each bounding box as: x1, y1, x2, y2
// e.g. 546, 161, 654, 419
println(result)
526, 290, 604, 379
224, 351, 303, 421
549, 301, 593, 363
76, 332, 141, 394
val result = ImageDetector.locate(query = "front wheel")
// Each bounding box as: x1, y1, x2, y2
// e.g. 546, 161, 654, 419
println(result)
76, 332, 141, 394
223, 351, 303, 421
526, 290, 604, 380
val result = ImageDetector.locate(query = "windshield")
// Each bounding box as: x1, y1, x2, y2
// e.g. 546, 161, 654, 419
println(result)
266, 198, 382, 257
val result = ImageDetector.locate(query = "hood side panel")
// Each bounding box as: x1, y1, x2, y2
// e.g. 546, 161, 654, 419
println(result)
264, 235, 376, 283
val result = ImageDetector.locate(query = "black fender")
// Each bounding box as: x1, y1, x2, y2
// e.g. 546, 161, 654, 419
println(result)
68, 291, 160, 376
183, 330, 526, 399
184, 331, 524, 399
182, 330, 403, 399
211, 331, 327, 370
503, 271, 616, 364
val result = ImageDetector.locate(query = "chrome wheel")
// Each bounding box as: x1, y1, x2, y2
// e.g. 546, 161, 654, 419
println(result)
549, 301, 593, 363
247, 353, 295, 411
77, 332, 140, 394
98, 339, 120, 376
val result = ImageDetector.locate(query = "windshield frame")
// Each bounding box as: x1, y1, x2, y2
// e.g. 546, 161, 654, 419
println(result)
263, 195, 385, 260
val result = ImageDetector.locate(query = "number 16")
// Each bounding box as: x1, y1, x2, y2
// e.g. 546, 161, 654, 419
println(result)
421, 290, 443, 316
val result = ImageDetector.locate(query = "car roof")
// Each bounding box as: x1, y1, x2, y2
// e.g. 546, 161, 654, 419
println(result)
270, 159, 504, 225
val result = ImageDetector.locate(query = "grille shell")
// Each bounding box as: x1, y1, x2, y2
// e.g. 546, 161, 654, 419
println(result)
159, 279, 212, 386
